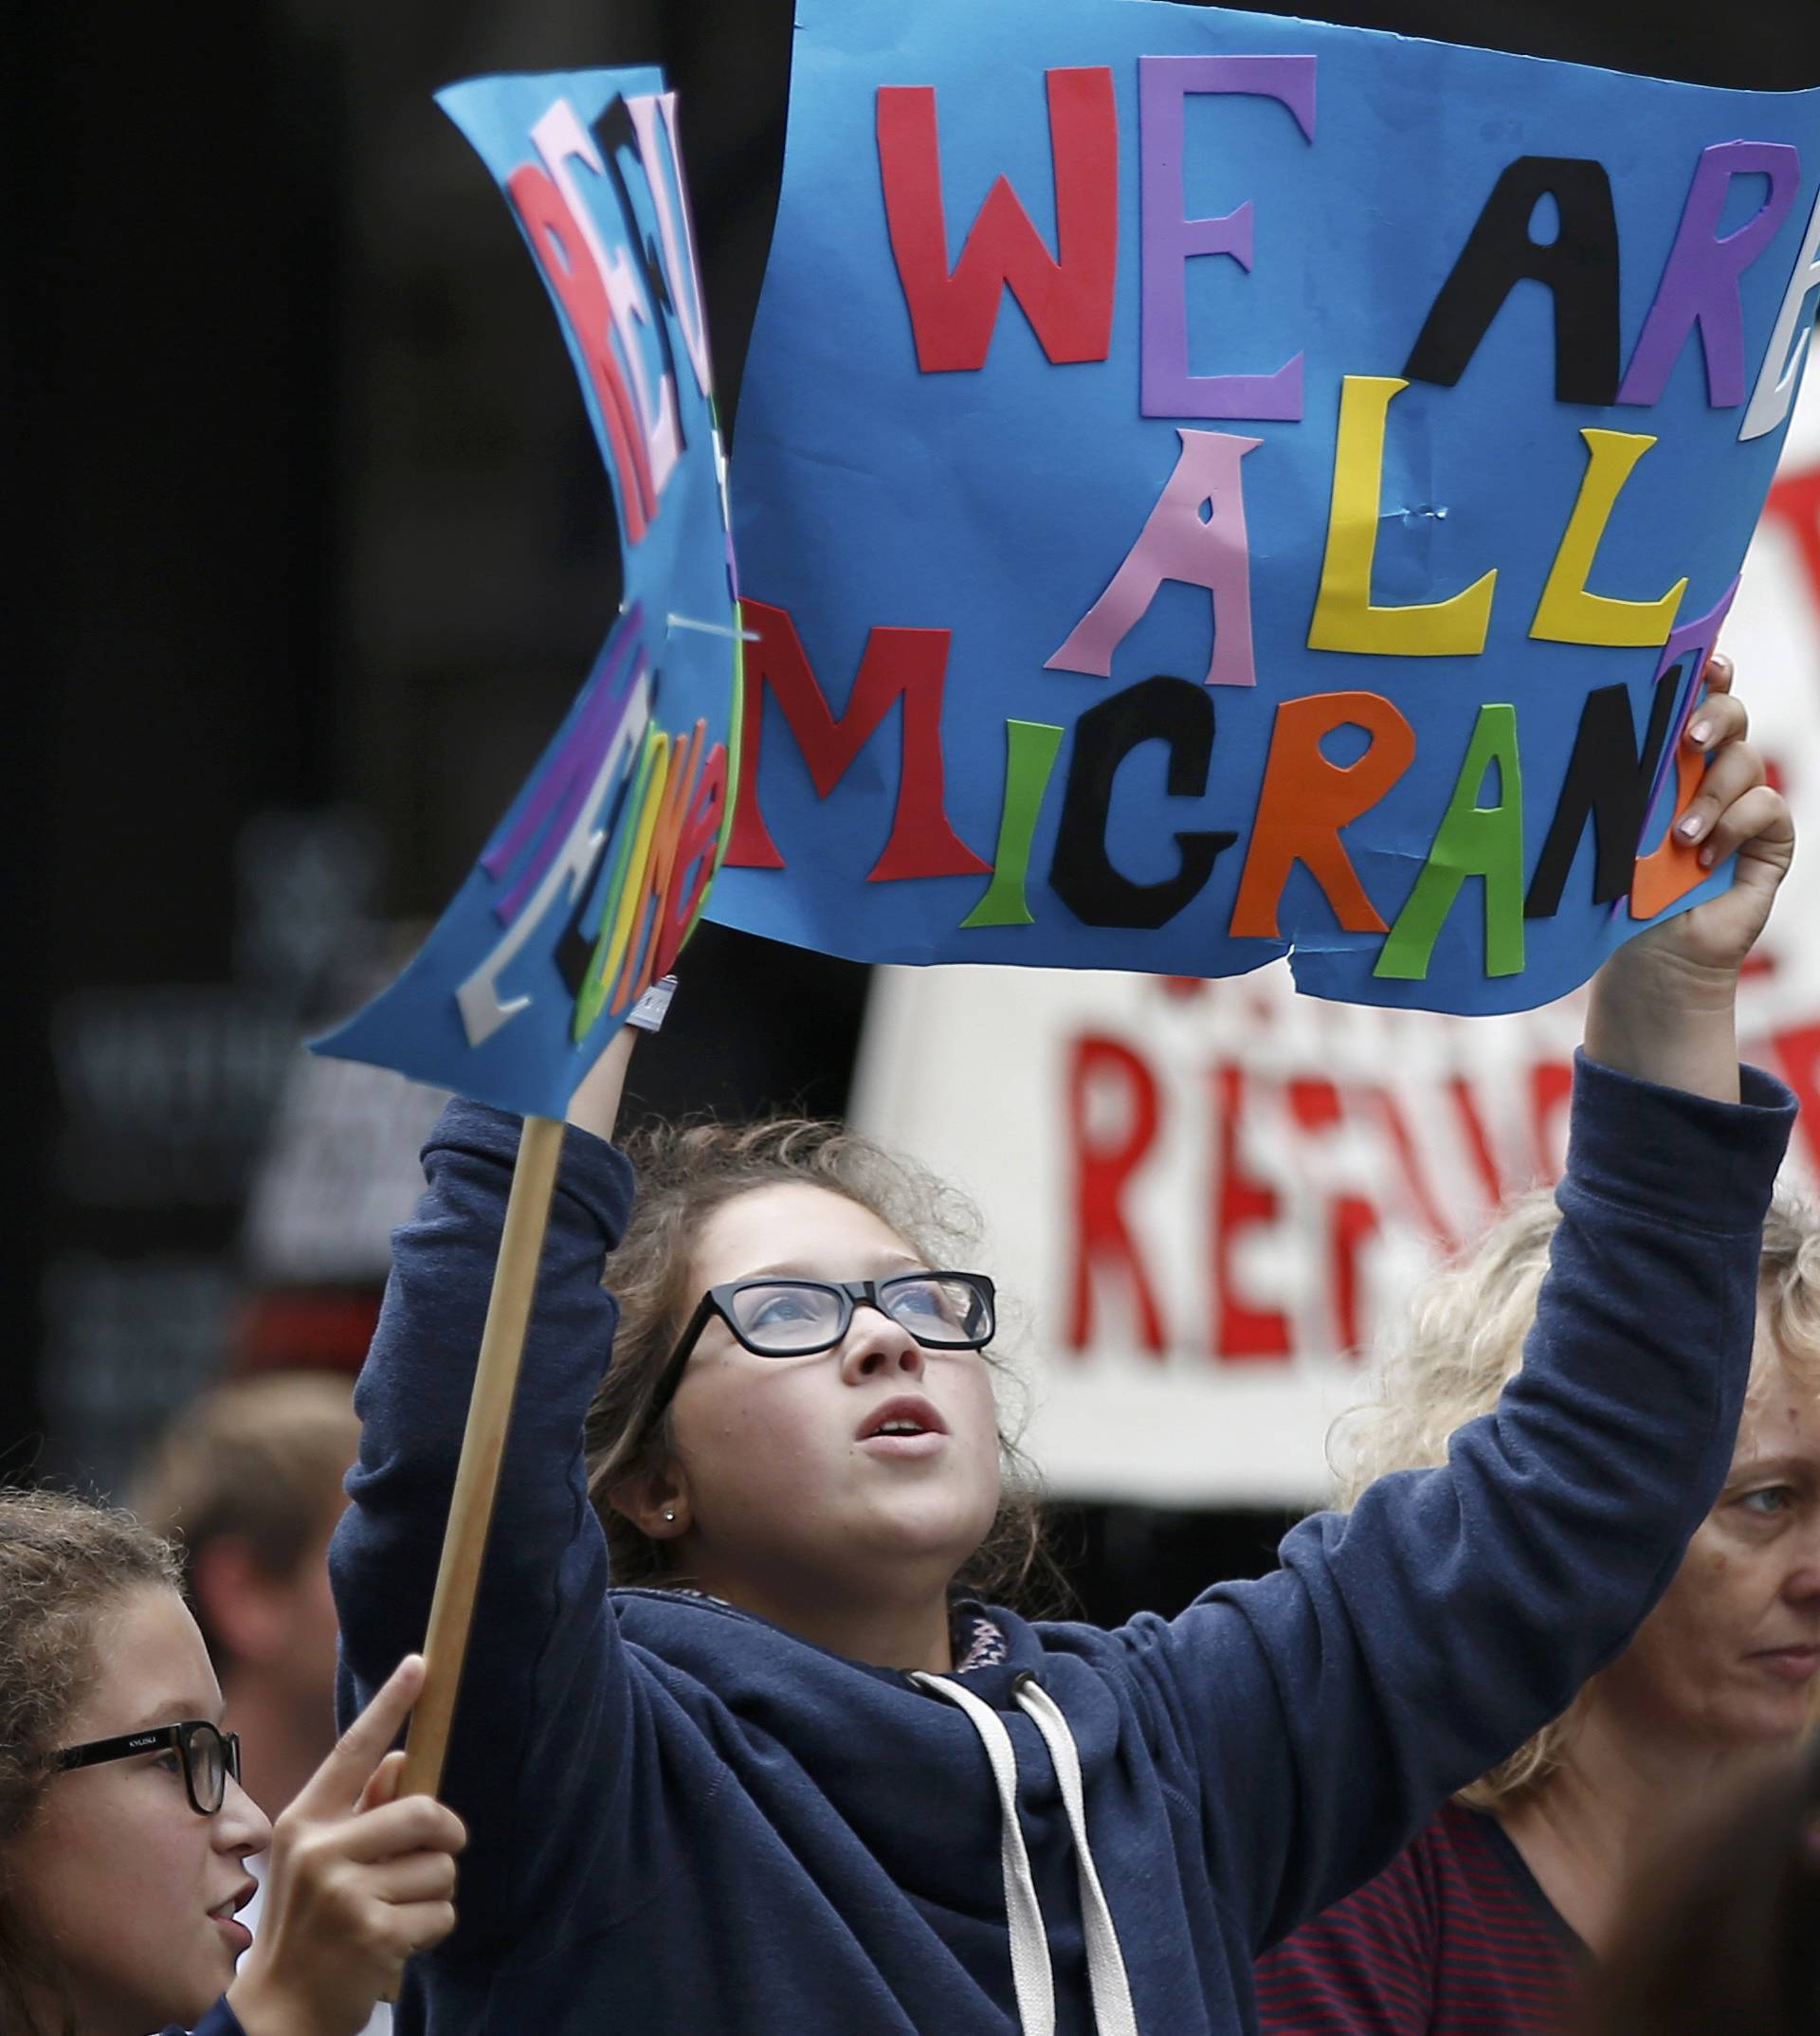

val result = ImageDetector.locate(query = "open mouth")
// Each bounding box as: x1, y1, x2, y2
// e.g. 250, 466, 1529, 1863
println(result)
857, 1396, 949, 1443
209, 1878, 258, 1924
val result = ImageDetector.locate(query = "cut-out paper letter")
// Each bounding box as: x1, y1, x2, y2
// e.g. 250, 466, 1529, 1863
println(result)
1523, 673, 1680, 918
532, 100, 682, 505
1375, 704, 1525, 980
876, 68, 1119, 373
1530, 429, 1688, 645
605, 721, 703, 1014
1630, 579, 1740, 918
626, 93, 714, 402
653, 742, 729, 978
1740, 185, 1820, 441
726, 600, 991, 881
1049, 675, 1236, 928
1404, 156, 1621, 405
962, 719, 1066, 928
1629, 714, 1708, 921
1138, 54, 1317, 421
506, 160, 660, 545
567, 719, 664, 1038
1307, 377, 1498, 656
1618, 140, 1803, 410
1228, 692, 1415, 937
459, 653, 653, 1048
1047, 429, 1261, 686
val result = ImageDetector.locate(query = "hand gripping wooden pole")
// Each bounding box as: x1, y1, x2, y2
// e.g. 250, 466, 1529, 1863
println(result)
398, 1111, 568, 1802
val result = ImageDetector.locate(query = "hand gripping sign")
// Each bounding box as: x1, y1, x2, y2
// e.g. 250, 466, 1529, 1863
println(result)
311, 69, 732, 1811
317, 68, 737, 1118
715, 0, 1820, 1015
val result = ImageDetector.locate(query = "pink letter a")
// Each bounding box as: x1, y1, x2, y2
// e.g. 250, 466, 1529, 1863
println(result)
1046, 429, 1260, 687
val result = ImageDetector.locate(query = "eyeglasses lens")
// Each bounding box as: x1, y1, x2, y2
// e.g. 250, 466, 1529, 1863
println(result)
884, 1275, 992, 1345
730, 1283, 846, 1353
188, 1726, 227, 1813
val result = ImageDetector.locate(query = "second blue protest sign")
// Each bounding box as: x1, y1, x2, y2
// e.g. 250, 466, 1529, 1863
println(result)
317, 67, 739, 1116
715, 0, 1820, 1013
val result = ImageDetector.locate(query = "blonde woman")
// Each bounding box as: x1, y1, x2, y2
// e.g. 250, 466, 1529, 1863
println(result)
1253, 1189, 1820, 2035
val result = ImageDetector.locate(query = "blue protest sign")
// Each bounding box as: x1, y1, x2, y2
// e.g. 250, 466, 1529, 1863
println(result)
715, 0, 1820, 1013
316, 69, 739, 1115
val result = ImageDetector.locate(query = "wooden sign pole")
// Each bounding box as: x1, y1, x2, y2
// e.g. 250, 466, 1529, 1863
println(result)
387, 992, 658, 1817
397, 1111, 568, 1801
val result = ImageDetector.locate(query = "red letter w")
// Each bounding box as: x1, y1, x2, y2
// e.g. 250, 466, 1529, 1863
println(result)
876, 69, 1119, 373
726, 601, 990, 882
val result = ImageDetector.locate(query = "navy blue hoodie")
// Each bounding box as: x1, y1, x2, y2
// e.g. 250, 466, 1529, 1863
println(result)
332, 1053, 1793, 2035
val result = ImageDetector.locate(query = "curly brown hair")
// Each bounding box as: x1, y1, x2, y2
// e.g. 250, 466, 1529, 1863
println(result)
0, 1487, 182, 2036
584, 1117, 1061, 1613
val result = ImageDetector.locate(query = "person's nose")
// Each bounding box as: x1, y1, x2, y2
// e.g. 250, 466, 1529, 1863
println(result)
1778, 1506, 1820, 1614
214, 1772, 274, 1858
838, 1300, 926, 1386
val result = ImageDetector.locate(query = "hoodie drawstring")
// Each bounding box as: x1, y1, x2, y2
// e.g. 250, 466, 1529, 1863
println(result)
911, 1672, 1138, 2036
1013, 1680, 1139, 2036
909, 1673, 1057, 2034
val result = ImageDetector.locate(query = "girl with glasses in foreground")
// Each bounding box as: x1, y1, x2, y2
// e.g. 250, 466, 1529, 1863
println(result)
335, 664, 1796, 2036
0, 1490, 466, 2036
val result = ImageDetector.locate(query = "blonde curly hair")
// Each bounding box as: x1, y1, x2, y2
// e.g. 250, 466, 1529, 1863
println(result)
1330, 1184, 1820, 1809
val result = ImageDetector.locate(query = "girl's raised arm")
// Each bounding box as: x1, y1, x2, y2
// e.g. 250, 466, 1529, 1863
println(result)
1119, 670, 1797, 1951
328, 1025, 658, 1967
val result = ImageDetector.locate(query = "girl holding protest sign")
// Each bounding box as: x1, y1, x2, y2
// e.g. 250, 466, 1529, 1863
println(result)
335, 662, 1795, 2035
0, 1489, 465, 2036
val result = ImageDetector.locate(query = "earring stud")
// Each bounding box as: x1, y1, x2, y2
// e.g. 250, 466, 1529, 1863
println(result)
662, 1508, 677, 1524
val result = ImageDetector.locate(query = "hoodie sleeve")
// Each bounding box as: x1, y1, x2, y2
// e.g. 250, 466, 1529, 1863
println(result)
328, 1098, 648, 1957
167, 2003, 246, 2036
1116, 1050, 1793, 1953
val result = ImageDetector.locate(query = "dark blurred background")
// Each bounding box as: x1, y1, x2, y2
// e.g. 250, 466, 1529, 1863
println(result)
13, 0, 1820, 1623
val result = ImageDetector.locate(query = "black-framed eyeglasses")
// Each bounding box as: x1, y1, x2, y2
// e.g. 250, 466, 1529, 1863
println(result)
54, 1720, 242, 1816
646, 1271, 997, 1428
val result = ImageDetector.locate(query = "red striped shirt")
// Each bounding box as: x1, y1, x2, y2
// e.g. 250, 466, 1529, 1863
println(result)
1253, 1800, 1584, 2034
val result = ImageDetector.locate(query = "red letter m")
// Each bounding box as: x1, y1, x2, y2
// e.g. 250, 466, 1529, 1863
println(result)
726, 601, 990, 882
876, 68, 1119, 373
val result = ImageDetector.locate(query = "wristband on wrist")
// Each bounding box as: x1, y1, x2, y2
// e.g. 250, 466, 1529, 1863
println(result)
626, 975, 678, 1035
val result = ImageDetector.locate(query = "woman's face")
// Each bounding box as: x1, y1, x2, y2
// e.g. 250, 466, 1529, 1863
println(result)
655, 1182, 1005, 1619
11, 1584, 271, 2036
1601, 1334, 1820, 1747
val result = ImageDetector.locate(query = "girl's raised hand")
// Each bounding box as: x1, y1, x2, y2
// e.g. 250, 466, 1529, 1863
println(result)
1631, 653, 1795, 977
1587, 655, 1794, 1103
227, 1655, 467, 2036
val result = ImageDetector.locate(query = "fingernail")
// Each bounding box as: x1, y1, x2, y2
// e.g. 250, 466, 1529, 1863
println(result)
1687, 720, 1711, 744
1699, 844, 1716, 867
1678, 814, 1703, 840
